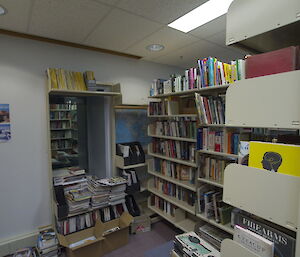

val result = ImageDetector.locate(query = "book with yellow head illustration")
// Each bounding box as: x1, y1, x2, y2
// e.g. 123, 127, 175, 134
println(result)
249, 141, 300, 177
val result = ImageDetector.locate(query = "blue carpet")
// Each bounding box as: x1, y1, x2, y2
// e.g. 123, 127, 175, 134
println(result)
144, 240, 173, 257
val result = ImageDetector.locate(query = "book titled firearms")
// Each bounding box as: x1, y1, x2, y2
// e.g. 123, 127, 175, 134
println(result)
234, 212, 296, 257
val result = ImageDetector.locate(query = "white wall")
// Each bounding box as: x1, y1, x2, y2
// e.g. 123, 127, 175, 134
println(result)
0, 34, 182, 242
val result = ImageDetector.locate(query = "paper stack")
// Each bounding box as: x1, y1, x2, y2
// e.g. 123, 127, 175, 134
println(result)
87, 176, 110, 209
37, 228, 59, 257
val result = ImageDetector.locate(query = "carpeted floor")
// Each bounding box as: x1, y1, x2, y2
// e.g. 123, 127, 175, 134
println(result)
103, 220, 180, 257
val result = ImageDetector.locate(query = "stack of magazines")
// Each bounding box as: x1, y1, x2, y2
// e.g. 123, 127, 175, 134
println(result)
99, 177, 127, 206
87, 176, 110, 209
37, 228, 60, 257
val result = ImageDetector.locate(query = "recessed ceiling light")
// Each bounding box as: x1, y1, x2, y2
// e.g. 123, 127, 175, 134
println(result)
168, 0, 234, 33
146, 44, 165, 52
0, 5, 7, 16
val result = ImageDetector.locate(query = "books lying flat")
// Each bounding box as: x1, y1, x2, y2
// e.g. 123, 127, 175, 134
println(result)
174, 231, 220, 257
234, 225, 274, 257
249, 141, 300, 176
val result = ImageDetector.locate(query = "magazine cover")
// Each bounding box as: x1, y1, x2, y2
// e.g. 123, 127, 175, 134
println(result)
0, 104, 11, 143
249, 141, 300, 177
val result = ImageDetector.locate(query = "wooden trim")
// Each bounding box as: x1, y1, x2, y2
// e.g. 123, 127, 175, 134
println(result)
0, 29, 142, 60
114, 105, 148, 109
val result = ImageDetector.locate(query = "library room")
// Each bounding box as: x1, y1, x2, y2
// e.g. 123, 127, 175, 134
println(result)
0, 0, 299, 257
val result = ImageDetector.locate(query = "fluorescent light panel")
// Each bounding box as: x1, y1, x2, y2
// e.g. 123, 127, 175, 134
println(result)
168, 0, 234, 33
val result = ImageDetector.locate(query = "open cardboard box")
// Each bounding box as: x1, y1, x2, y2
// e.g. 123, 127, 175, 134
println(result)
100, 212, 133, 253
57, 212, 133, 257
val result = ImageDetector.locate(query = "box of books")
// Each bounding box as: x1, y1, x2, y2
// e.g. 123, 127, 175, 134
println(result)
57, 222, 104, 257
100, 211, 133, 253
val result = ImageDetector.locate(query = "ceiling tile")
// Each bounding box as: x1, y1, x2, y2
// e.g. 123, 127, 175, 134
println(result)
94, 0, 120, 6
28, 0, 111, 43
206, 30, 226, 46
149, 39, 243, 68
189, 14, 226, 39
125, 27, 198, 59
84, 8, 162, 51
116, 0, 207, 24
0, 0, 33, 32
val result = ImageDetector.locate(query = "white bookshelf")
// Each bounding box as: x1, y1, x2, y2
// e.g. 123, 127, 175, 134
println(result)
148, 170, 196, 192
147, 201, 196, 233
222, 1, 300, 255
148, 187, 195, 215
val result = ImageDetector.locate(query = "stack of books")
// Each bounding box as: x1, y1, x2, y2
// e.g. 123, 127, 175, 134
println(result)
87, 176, 110, 209
149, 57, 245, 96
65, 187, 91, 215
53, 169, 87, 187
99, 177, 127, 206
37, 228, 59, 257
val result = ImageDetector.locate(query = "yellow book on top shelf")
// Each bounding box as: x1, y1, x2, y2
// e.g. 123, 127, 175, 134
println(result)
249, 141, 300, 177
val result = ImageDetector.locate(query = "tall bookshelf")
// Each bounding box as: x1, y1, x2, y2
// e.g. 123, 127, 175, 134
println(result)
221, 0, 300, 256
46, 71, 122, 235
147, 85, 233, 233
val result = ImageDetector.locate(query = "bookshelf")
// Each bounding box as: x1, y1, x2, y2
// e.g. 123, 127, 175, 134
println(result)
221, 0, 300, 256
147, 89, 199, 232
46, 71, 122, 236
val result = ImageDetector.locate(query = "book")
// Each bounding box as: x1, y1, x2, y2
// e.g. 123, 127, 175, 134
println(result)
234, 225, 274, 257
248, 141, 300, 176
234, 212, 296, 257
238, 141, 249, 165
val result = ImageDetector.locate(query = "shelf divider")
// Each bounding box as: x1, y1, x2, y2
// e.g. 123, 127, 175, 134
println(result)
223, 163, 300, 232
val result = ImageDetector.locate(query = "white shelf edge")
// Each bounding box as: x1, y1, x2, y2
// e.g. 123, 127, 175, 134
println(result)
148, 170, 197, 192
148, 85, 230, 98
116, 162, 147, 169
148, 152, 197, 167
196, 213, 234, 235
197, 150, 238, 159
148, 134, 197, 143
148, 187, 195, 215
198, 178, 223, 188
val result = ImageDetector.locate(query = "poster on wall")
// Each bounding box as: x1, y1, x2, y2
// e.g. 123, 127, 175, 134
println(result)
0, 104, 11, 142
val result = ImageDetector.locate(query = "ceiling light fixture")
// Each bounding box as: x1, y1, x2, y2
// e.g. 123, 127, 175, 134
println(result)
146, 44, 165, 52
168, 0, 234, 33
0, 5, 7, 16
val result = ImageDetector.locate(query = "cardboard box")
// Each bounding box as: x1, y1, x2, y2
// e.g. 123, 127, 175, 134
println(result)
130, 215, 151, 234
100, 212, 133, 253
57, 222, 105, 257
57, 212, 133, 257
